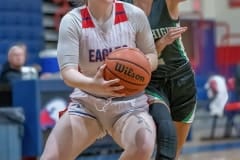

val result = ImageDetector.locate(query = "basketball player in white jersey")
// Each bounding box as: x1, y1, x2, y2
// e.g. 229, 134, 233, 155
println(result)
40, 0, 158, 160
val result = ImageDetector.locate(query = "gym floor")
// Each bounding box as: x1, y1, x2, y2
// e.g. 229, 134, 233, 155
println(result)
180, 108, 240, 160
77, 108, 240, 160
180, 139, 240, 160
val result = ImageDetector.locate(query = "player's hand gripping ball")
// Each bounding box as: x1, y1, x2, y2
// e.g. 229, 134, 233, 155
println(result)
103, 47, 151, 96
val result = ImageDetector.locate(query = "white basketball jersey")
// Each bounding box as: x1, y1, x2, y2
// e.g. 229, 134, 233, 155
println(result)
78, 3, 136, 76
57, 2, 156, 77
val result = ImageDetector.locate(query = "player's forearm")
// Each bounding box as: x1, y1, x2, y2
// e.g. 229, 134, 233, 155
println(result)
61, 67, 92, 90
155, 38, 168, 54
133, 0, 153, 16
146, 53, 158, 71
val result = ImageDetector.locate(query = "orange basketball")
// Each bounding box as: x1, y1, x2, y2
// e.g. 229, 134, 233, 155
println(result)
103, 47, 152, 96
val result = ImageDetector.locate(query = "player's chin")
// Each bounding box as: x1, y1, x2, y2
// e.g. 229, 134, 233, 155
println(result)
102, 0, 114, 4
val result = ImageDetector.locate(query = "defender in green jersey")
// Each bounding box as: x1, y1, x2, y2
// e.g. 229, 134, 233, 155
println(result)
121, 0, 197, 159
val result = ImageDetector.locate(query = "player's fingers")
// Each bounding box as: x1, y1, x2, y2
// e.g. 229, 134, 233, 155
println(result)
168, 29, 187, 37
111, 92, 126, 97
95, 64, 106, 78
167, 30, 186, 41
102, 84, 125, 97
171, 34, 182, 41
98, 64, 106, 72
105, 79, 125, 95
178, 26, 188, 31
171, 33, 182, 40
111, 85, 125, 91
105, 78, 121, 86
169, 26, 187, 32
169, 28, 187, 36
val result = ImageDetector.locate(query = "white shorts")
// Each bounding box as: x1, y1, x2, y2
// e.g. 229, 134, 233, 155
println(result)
67, 89, 149, 133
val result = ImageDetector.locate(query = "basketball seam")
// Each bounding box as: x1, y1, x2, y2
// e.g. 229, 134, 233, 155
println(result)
106, 57, 151, 76
105, 67, 146, 86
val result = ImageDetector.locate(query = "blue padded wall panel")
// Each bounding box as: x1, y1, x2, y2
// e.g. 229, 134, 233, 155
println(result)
0, 0, 43, 66
12, 80, 42, 157
195, 21, 217, 75
0, 41, 15, 55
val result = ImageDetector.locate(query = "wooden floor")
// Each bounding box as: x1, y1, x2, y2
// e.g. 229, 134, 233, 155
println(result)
77, 138, 240, 160
181, 149, 240, 160
176, 107, 240, 160
76, 108, 240, 160
180, 139, 240, 160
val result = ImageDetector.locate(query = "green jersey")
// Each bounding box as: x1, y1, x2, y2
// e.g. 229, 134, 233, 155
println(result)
121, 0, 189, 74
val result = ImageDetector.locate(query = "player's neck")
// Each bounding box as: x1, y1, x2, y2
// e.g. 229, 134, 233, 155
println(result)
88, 2, 113, 25
133, 0, 153, 16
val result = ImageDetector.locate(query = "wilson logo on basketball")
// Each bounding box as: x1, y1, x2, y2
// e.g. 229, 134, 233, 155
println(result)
115, 62, 144, 82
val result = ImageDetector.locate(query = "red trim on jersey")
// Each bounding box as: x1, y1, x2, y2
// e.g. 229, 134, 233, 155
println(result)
80, 2, 127, 27
115, 2, 128, 24
80, 7, 95, 28
59, 107, 67, 118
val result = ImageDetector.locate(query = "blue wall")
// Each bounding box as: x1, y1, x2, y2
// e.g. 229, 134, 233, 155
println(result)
12, 79, 72, 156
